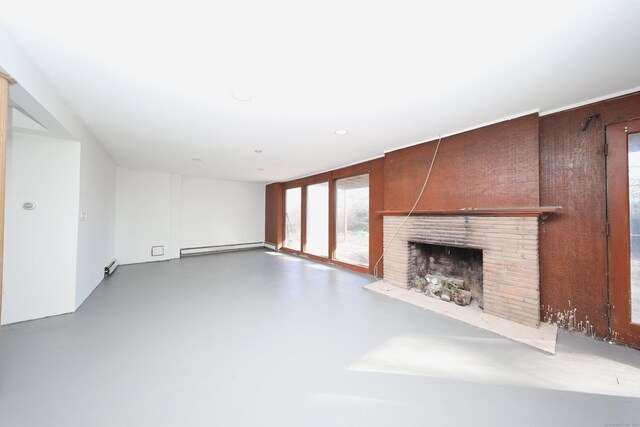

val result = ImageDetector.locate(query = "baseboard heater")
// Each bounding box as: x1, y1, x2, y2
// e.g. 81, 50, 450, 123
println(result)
180, 242, 265, 257
104, 259, 118, 277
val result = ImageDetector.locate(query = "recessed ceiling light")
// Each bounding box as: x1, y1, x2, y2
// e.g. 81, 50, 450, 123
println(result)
232, 91, 252, 102
254, 149, 262, 154
191, 158, 202, 162
335, 129, 349, 135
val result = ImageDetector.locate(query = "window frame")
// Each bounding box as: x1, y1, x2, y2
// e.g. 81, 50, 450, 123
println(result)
280, 167, 371, 274
333, 173, 370, 267
283, 186, 302, 251
304, 181, 330, 258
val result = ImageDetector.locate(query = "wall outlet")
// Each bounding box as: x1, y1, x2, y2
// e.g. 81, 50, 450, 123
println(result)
80, 211, 88, 221
151, 245, 164, 256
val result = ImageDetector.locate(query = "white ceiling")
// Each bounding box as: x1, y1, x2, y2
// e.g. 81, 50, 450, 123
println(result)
1, 0, 640, 183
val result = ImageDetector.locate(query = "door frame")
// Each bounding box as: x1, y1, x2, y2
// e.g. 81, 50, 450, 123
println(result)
606, 118, 640, 348
0, 72, 16, 323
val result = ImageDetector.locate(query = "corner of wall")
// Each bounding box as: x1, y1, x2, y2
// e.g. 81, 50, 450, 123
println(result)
169, 173, 182, 259
74, 130, 117, 309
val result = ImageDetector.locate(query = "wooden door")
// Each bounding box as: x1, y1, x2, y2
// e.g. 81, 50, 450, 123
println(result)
607, 119, 640, 348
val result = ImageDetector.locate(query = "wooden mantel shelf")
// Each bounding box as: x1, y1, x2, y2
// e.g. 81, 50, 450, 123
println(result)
378, 206, 561, 217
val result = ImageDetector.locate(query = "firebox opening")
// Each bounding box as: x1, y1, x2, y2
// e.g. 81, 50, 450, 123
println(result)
408, 242, 484, 308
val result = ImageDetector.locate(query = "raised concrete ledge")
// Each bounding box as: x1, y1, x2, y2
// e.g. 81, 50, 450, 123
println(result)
365, 280, 558, 354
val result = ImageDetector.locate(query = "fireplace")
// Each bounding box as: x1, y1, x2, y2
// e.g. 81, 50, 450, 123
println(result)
409, 242, 484, 308
383, 214, 541, 327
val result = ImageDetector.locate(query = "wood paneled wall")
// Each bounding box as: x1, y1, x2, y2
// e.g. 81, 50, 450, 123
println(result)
264, 92, 640, 343
539, 92, 640, 338
264, 183, 284, 247
369, 158, 385, 276
384, 114, 540, 210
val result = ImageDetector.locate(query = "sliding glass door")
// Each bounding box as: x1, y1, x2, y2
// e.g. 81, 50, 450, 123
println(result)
335, 174, 369, 267
305, 182, 329, 257
281, 173, 370, 271
284, 187, 301, 251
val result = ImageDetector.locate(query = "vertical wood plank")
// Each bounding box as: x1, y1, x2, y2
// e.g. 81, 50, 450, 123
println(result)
265, 183, 284, 248
368, 158, 384, 276
328, 178, 336, 260
300, 185, 307, 253
606, 120, 640, 349
0, 74, 13, 321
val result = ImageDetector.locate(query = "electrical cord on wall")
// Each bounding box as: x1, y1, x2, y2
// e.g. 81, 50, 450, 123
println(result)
373, 136, 443, 280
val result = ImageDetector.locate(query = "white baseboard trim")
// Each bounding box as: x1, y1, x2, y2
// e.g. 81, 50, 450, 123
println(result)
180, 242, 265, 257
264, 242, 277, 251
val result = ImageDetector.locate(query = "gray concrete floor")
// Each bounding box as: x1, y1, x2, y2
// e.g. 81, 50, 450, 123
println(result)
1, 249, 639, 427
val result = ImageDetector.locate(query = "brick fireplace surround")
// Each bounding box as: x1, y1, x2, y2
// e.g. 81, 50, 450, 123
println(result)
382, 213, 542, 327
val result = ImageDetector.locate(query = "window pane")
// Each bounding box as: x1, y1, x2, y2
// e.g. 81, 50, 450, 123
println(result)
284, 187, 301, 251
335, 174, 369, 267
629, 133, 640, 323
305, 182, 329, 257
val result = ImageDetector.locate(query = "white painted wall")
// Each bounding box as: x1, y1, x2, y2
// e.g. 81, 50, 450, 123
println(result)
169, 173, 182, 259
180, 176, 265, 249
1, 27, 118, 313
115, 168, 265, 264
115, 168, 172, 265
2, 28, 262, 319
2, 132, 80, 325
75, 138, 116, 307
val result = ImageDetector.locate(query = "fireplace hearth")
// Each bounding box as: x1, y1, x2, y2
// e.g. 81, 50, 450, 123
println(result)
383, 214, 541, 327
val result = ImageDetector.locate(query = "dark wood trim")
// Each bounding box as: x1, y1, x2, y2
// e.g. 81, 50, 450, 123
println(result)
378, 207, 560, 217
282, 185, 288, 249
328, 258, 369, 274
284, 172, 331, 189
303, 252, 329, 262
280, 248, 368, 274
280, 247, 302, 256
282, 158, 382, 190
301, 185, 307, 252
328, 178, 337, 261
606, 119, 640, 349
330, 161, 373, 180
369, 158, 385, 276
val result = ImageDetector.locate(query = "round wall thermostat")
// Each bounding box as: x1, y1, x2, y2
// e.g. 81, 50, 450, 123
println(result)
22, 202, 36, 210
